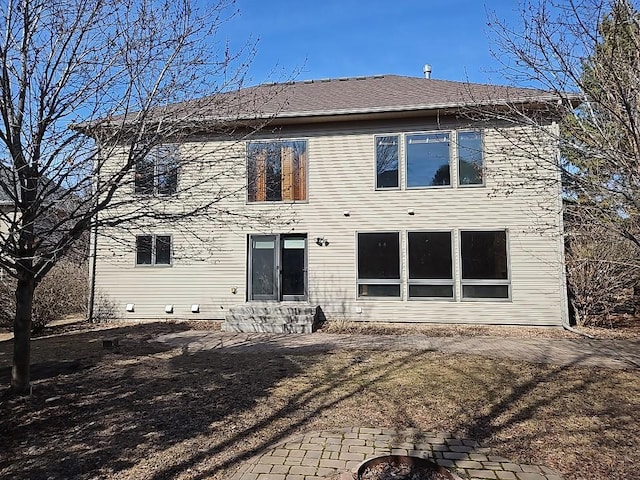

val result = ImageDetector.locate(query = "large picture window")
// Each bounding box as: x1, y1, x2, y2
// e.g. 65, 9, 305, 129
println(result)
406, 132, 451, 187
458, 131, 484, 186
357, 232, 400, 297
135, 145, 179, 195
408, 231, 454, 298
247, 140, 307, 202
460, 230, 509, 299
136, 235, 172, 266
375, 135, 399, 189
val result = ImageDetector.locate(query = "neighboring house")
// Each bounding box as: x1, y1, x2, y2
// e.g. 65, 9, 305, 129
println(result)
90, 74, 568, 331
0, 170, 17, 280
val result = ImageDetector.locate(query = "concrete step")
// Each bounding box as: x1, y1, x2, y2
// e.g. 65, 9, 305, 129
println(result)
229, 306, 317, 316
221, 321, 312, 334
225, 314, 314, 324
223, 304, 319, 334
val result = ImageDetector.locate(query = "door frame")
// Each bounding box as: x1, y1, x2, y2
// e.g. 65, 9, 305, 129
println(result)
247, 233, 307, 301
248, 234, 278, 301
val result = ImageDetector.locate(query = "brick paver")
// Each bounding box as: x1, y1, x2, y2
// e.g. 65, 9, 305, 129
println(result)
228, 428, 565, 480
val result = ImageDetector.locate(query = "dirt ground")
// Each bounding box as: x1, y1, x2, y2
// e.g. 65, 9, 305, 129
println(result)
0, 320, 638, 480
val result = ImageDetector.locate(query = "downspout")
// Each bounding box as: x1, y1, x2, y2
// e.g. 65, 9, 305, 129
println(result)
87, 158, 100, 322
87, 208, 98, 322
563, 322, 593, 338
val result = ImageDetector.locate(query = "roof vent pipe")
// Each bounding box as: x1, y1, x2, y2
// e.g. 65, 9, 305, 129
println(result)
423, 64, 432, 79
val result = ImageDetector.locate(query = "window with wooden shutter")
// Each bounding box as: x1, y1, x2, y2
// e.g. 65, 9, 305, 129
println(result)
247, 140, 307, 202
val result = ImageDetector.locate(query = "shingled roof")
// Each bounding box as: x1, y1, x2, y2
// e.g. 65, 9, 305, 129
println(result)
187, 74, 560, 126
81, 74, 561, 134
230, 75, 553, 118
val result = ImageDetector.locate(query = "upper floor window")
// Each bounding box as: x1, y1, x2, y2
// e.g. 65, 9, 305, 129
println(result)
247, 140, 307, 202
135, 145, 179, 195
458, 131, 484, 186
375, 135, 399, 189
406, 132, 451, 187
136, 234, 172, 266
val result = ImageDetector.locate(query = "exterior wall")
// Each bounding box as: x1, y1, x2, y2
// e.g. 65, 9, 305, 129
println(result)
0, 204, 16, 279
92, 116, 567, 326
0, 204, 14, 237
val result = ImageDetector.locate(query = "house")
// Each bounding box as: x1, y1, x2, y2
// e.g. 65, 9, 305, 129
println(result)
89, 74, 568, 332
0, 179, 14, 280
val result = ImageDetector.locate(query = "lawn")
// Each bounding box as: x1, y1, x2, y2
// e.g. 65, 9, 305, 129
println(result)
0, 322, 638, 480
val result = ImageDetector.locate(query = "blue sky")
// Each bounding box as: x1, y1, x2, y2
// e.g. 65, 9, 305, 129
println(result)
220, 0, 524, 86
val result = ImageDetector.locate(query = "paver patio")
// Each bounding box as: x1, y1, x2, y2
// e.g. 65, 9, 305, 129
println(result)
229, 427, 564, 480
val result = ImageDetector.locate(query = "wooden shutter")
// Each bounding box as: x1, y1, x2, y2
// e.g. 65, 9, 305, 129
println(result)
281, 146, 294, 201
296, 151, 306, 200
255, 151, 267, 202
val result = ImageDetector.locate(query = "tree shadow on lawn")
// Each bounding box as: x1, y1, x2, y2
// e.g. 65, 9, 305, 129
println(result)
0, 322, 193, 385
445, 351, 640, 478
149, 348, 425, 480
1, 329, 639, 480
0, 333, 428, 480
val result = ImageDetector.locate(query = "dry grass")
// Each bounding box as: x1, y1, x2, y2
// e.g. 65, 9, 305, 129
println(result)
318, 317, 640, 340
0, 322, 638, 480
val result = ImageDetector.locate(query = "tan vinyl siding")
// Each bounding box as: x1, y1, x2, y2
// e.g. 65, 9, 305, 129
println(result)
93, 117, 566, 326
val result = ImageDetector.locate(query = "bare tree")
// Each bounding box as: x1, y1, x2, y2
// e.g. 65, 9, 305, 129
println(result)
565, 210, 640, 325
474, 0, 640, 320
0, 0, 284, 395
484, 0, 640, 242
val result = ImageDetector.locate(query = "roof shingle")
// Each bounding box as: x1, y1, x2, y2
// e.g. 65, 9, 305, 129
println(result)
214, 74, 555, 121
88, 75, 559, 133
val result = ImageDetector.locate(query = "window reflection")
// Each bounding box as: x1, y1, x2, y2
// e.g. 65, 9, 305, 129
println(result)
406, 133, 451, 187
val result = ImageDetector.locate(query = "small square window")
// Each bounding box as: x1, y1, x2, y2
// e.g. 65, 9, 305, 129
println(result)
247, 141, 307, 202
136, 234, 172, 266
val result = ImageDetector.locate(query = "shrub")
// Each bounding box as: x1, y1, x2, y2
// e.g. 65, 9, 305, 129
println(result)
566, 226, 640, 327
0, 276, 15, 328
90, 291, 117, 324
0, 261, 88, 333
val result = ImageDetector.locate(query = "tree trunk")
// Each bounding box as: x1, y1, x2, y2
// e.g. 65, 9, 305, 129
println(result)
11, 275, 35, 395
